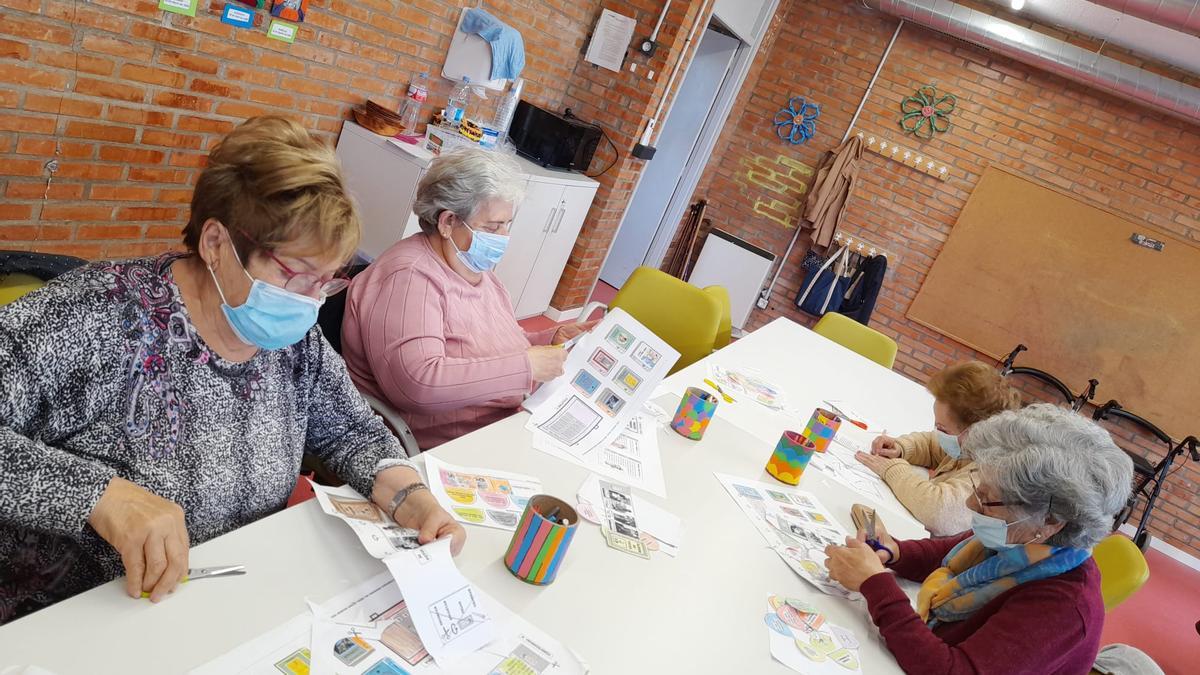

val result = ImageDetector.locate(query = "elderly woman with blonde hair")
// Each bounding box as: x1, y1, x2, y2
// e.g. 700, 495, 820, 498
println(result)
342, 148, 587, 450
825, 403, 1134, 674
0, 117, 462, 623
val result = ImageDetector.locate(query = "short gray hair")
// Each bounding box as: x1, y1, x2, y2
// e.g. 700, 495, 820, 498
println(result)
412, 147, 525, 234
963, 403, 1133, 549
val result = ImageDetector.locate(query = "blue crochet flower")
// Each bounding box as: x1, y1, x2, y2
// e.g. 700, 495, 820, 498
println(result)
773, 96, 820, 145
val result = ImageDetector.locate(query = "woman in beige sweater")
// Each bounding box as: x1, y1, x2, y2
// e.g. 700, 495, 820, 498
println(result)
855, 361, 1022, 536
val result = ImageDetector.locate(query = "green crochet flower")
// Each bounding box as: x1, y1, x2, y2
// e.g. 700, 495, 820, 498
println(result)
900, 85, 956, 139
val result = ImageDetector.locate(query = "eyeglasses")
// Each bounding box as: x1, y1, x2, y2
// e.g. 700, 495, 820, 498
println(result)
224, 223, 350, 296
969, 473, 1012, 509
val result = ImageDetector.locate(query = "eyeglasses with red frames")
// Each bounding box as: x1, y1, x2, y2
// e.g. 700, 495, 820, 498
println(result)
224, 223, 351, 297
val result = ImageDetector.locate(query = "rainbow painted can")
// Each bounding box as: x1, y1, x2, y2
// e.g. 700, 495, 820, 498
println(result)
670, 386, 719, 440
504, 495, 578, 586
766, 430, 817, 485
801, 407, 842, 452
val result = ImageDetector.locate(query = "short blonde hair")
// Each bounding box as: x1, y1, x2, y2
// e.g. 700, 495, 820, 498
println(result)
927, 361, 1023, 426
183, 116, 360, 262
412, 147, 525, 234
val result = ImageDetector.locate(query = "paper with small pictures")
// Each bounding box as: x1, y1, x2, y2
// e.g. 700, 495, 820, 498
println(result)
763, 595, 863, 675
807, 427, 887, 500
191, 571, 586, 675
423, 454, 543, 531
714, 473, 860, 599
524, 308, 679, 466
310, 481, 423, 559
531, 409, 667, 497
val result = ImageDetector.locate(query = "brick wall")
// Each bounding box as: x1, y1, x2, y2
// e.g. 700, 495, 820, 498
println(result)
687, 0, 1200, 555
0, 0, 604, 258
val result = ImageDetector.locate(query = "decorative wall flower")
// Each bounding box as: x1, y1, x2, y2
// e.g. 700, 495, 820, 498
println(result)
773, 96, 820, 145
900, 85, 956, 139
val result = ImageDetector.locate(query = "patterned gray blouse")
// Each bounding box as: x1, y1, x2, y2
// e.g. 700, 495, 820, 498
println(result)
0, 254, 413, 623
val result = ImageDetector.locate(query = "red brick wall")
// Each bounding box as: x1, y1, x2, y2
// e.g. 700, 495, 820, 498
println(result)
688, 0, 1200, 555
0, 0, 603, 258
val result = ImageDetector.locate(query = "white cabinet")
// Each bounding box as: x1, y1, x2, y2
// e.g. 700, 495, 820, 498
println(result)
336, 120, 598, 318
501, 181, 598, 318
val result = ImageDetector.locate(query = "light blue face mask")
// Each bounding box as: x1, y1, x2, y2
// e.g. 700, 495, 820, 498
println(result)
452, 220, 510, 273
936, 429, 963, 459
971, 510, 1034, 550
208, 255, 323, 351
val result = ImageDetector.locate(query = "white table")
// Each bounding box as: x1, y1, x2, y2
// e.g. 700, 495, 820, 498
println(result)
0, 318, 934, 673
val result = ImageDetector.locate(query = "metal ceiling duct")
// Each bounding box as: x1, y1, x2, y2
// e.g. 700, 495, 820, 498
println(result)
1087, 0, 1200, 37
862, 0, 1200, 125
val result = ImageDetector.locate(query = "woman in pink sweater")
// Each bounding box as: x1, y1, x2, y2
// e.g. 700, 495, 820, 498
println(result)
825, 404, 1133, 674
342, 149, 581, 449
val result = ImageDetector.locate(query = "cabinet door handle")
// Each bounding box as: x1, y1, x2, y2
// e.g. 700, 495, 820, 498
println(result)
551, 201, 567, 233
542, 207, 557, 233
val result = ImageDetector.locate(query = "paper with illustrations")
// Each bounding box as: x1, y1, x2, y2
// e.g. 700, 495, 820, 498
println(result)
532, 411, 667, 498
311, 481, 422, 559
525, 308, 678, 462
424, 454, 543, 531
715, 473, 860, 599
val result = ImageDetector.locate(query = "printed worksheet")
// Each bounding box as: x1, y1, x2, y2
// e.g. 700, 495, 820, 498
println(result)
191, 571, 587, 675
709, 364, 788, 410
763, 595, 863, 674
714, 473, 860, 599
424, 455, 543, 531
808, 429, 887, 500
576, 473, 682, 556
524, 308, 679, 461
532, 411, 668, 497
381, 538, 494, 666
311, 482, 422, 559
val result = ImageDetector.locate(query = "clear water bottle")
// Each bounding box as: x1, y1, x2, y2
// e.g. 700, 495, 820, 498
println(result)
398, 72, 428, 133
446, 77, 471, 125
492, 78, 523, 144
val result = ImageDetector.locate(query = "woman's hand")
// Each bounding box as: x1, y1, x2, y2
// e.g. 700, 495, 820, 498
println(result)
871, 433, 901, 457
551, 319, 599, 346
394, 489, 466, 555
824, 534, 887, 592
527, 346, 567, 382
856, 450, 898, 477
856, 515, 899, 565
87, 477, 190, 602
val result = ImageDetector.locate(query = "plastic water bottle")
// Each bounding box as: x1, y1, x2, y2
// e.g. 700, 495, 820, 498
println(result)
398, 72, 428, 133
491, 78, 523, 144
446, 77, 471, 125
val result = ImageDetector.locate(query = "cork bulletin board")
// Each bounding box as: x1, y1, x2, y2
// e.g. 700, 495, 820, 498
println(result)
908, 166, 1200, 439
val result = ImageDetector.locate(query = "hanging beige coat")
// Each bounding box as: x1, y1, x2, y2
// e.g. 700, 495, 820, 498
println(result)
801, 135, 864, 248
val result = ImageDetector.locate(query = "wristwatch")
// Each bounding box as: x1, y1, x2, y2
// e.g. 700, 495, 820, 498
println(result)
388, 482, 430, 521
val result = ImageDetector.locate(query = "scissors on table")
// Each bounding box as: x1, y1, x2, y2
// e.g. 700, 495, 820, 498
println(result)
141, 564, 245, 598
864, 511, 894, 564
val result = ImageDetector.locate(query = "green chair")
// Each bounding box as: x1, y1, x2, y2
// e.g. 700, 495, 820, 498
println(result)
581, 267, 725, 374
703, 285, 732, 350
1093, 534, 1150, 611
812, 311, 898, 368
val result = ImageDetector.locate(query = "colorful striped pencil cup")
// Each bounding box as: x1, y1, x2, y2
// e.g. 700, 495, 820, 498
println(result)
504, 495, 578, 586
766, 430, 817, 485
670, 386, 719, 440
801, 407, 842, 452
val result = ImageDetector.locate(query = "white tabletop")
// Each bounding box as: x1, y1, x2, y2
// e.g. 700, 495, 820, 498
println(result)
0, 318, 934, 674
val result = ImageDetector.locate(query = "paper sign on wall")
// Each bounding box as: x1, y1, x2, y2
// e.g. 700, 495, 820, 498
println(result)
584, 9, 636, 72
159, 0, 198, 17
267, 18, 298, 43
221, 3, 255, 27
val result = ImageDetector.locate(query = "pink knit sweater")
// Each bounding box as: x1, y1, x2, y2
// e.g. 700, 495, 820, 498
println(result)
341, 234, 552, 449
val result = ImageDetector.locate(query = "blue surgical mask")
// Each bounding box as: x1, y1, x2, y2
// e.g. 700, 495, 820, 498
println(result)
208, 257, 323, 351
452, 221, 509, 273
936, 429, 962, 459
971, 510, 1033, 550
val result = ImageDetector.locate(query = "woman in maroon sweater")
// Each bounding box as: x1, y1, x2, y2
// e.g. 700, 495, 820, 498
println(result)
825, 404, 1133, 674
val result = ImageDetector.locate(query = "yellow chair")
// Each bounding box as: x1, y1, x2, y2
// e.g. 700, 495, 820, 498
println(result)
1093, 534, 1150, 611
590, 267, 724, 374
0, 272, 45, 307
812, 311, 898, 368
702, 285, 732, 350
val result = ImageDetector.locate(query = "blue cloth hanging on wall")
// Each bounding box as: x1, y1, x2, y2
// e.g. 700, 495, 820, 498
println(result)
462, 8, 525, 80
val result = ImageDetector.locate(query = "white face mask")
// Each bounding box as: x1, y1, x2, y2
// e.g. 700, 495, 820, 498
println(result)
936, 429, 962, 459
970, 510, 1034, 550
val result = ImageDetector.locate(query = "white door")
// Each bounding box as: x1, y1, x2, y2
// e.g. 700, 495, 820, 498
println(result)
513, 183, 596, 318
494, 180, 559, 305
598, 27, 740, 289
